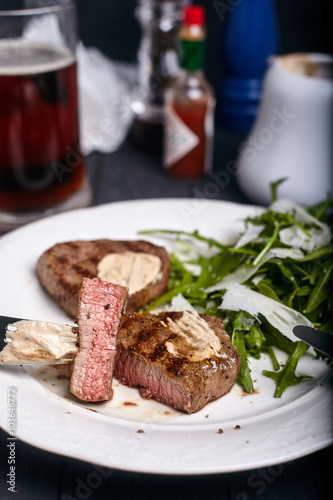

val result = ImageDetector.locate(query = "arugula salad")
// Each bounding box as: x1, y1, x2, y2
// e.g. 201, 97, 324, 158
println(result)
140, 182, 333, 397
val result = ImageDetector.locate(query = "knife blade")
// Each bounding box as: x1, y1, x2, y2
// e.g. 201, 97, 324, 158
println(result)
293, 325, 333, 359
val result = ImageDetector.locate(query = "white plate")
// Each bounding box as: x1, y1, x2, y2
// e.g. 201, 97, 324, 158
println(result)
0, 199, 332, 475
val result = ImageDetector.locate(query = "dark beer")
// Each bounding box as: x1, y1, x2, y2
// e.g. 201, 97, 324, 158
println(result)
0, 40, 85, 213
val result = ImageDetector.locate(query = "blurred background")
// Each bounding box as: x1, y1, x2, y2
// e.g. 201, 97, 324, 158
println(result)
1, 0, 330, 99
1, 0, 331, 134
74, 0, 331, 95
0, 0, 331, 207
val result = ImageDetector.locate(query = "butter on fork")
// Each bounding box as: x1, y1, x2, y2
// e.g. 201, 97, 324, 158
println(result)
0, 315, 78, 365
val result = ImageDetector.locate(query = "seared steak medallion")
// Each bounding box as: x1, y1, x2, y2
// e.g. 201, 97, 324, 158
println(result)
114, 311, 240, 414
36, 239, 170, 319
70, 277, 128, 402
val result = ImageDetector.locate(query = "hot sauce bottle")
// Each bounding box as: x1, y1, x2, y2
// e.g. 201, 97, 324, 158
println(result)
163, 5, 215, 179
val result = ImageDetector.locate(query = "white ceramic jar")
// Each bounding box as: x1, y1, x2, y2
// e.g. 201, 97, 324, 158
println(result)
236, 53, 333, 205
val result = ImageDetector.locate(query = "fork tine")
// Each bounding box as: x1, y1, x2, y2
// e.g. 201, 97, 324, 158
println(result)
0, 315, 25, 331
0, 316, 78, 366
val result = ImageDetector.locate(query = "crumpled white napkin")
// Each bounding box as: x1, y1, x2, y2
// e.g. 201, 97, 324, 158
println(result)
77, 43, 136, 156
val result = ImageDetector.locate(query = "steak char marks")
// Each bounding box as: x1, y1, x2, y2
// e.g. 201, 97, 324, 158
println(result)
70, 277, 128, 402
36, 239, 170, 319
115, 311, 240, 414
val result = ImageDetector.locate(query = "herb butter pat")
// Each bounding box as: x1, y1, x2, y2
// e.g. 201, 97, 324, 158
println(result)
97, 251, 162, 296
163, 310, 226, 362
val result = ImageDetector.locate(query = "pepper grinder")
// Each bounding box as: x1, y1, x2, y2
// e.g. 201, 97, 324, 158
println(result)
218, 0, 278, 134
130, 0, 188, 153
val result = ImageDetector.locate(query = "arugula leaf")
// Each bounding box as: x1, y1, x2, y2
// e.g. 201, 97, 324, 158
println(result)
305, 258, 333, 313
270, 178, 289, 202
256, 283, 282, 303
307, 198, 333, 222
230, 312, 254, 393
263, 342, 311, 397
245, 325, 265, 358
265, 346, 280, 371
286, 286, 300, 309
259, 317, 295, 355
252, 223, 279, 266
297, 246, 333, 262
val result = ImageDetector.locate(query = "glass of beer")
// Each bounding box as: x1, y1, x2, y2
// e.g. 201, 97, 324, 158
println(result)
0, 0, 92, 232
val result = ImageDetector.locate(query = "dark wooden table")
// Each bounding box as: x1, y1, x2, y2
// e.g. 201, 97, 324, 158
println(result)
0, 128, 332, 499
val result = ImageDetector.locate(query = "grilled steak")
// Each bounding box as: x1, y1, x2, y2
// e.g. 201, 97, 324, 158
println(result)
36, 239, 170, 319
70, 277, 128, 402
114, 311, 240, 414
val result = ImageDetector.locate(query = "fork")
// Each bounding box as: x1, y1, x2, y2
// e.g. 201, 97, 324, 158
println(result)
0, 315, 78, 365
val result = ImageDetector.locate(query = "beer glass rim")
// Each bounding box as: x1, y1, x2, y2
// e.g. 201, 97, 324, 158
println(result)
0, 1, 75, 18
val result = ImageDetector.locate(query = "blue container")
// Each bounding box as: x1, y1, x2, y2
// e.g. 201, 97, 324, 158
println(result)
218, 0, 278, 133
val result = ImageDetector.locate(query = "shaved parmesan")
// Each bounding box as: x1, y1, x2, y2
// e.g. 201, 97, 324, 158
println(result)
205, 257, 269, 293
219, 283, 313, 342
170, 293, 196, 312
270, 246, 305, 259
270, 199, 325, 228
279, 225, 331, 252
235, 223, 265, 249
269, 198, 332, 252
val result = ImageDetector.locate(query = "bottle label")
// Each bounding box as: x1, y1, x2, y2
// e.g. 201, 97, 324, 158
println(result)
163, 103, 200, 169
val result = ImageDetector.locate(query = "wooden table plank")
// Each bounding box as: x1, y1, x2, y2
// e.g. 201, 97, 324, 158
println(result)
87, 129, 252, 207
0, 428, 331, 499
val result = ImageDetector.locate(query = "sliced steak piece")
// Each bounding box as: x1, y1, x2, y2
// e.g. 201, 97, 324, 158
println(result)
36, 239, 170, 319
70, 277, 128, 402
114, 311, 240, 414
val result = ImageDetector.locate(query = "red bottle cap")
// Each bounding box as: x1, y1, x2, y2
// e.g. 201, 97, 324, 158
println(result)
183, 5, 205, 26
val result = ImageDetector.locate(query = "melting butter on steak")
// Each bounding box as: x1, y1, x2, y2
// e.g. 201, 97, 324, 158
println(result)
162, 310, 227, 362
97, 251, 162, 296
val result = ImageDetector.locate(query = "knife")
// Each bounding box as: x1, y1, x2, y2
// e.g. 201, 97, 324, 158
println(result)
293, 325, 333, 359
